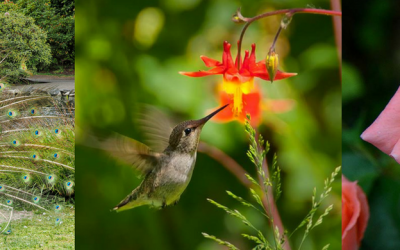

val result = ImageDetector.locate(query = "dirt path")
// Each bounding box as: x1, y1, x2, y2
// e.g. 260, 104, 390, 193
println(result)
25, 75, 75, 81
13, 81, 75, 90
0, 210, 33, 223
12, 75, 75, 93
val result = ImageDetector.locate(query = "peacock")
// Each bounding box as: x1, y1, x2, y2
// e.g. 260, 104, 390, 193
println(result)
0, 79, 75, 237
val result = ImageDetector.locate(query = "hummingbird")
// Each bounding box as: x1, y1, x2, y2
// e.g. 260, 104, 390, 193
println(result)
87, 104, 229, 212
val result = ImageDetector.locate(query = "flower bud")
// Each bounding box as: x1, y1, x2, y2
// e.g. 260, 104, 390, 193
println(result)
232, 8, 246, 23
266, 49, 279, 83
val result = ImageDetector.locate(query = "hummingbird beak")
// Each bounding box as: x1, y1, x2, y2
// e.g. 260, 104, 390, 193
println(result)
195, 104, 229, 127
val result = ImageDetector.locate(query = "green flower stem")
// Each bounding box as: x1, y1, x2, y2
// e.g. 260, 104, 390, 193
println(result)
236, 8, 342, 70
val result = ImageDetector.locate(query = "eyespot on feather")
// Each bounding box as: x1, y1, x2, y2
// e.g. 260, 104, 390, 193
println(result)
11, 139, 20, 146
22, 174, 30, 183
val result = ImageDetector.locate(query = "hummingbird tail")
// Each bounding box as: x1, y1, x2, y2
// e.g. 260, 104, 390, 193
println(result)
112, 188, 142, 212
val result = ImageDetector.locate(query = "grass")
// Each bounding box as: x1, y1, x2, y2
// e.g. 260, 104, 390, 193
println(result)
203, 117, 340, 250
1, 207, 74, 249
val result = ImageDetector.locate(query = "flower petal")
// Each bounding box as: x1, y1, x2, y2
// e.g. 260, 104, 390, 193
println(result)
390, 138, 400, 163
223, 41, 235, 69
264, 99, 296, 113
356, 182, 369, 243
240, 50, 250, 74
240, 91, 261, 125
179, 66, 225, 77
361, 86, 400, 163
200, 55, 221, 67
342, 176, 369, 250
212, 92, 234, 122
274, 71, 298, 81
211, 90, 260, 125
252, 68, 297, 81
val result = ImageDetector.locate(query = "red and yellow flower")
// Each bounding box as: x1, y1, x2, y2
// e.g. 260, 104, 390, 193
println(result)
180, 41, 296, 124
213, 87, 262, 125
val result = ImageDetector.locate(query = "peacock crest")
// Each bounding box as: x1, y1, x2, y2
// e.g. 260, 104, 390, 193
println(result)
0, 83, 75, 235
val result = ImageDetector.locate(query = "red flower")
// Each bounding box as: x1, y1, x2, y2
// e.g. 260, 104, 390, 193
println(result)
180, 41, 296, 82
210, 88, 295, 126
180, 41, 296, 123
361, 86, 400, 164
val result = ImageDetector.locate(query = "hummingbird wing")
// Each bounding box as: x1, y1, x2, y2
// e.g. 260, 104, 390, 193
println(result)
136, 105, 174, 152
81, 130, 161, 176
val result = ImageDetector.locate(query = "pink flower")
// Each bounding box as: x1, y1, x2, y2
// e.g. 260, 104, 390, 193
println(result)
361, 86, 400, 164
342, 176, 369, 250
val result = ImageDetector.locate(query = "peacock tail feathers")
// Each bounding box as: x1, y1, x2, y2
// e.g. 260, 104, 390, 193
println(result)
0, 84, 75, 234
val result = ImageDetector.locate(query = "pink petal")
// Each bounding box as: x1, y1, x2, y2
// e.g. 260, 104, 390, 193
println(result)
356, 182, 370, 242
361, 86, 400, 164
391, 139, 400, 163
342, 228, 359, 250
342, 177, 361, 239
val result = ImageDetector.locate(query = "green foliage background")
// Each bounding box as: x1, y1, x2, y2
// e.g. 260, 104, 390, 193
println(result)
76, 0, 341, 249
17, 0, 75, 68
342, 0, 400, 249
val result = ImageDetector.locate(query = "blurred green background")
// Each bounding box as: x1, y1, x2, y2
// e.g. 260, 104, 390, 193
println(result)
342, 0, 400, 249
75, 0, 341, 249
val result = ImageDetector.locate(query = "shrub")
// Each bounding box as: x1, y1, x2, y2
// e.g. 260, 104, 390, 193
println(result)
0, 11, 51, 82
16, 0, 75, 69
0, 0, 19, 12
50, 0, 74, 16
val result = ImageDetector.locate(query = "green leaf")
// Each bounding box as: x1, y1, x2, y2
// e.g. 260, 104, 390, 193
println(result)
202, 233, 239, 250
313, 204, 333, 229
250, 188, 263, 208
322, 244, 330, 250
245, 174, 260, 188
241, 234, 263, 244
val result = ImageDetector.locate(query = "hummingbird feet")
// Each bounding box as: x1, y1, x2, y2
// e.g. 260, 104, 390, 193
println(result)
173, 199, 180, 206
161, 201, 167, 209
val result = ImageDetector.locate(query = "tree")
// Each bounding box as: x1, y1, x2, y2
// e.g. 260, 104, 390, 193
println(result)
0, 11, 51, 82
16, 0, 75, 69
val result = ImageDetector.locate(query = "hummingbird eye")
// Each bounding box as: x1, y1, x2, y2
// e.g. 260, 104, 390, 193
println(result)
184, 128, 192, 136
